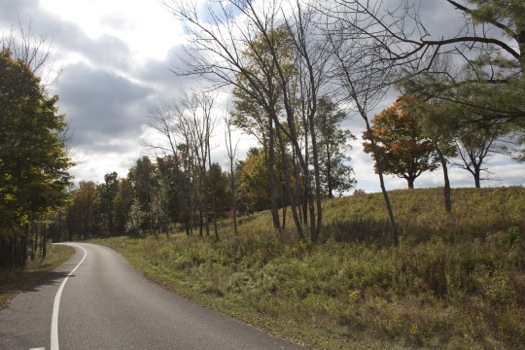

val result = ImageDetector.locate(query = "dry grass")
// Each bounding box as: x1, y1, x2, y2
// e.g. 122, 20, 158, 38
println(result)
94, 186, 525, 349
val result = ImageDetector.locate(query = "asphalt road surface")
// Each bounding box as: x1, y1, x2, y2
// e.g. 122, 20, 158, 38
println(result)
0, 243, 307, 350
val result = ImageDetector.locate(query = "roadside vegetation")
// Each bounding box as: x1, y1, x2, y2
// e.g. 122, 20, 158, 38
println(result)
0, 244, 74, 309
94, 187, 525, 350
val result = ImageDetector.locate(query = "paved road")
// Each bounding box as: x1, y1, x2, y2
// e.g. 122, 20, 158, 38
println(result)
0, 243, 306, 350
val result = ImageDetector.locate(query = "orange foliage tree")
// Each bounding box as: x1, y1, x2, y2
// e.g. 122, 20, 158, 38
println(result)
363, 97, 439, 189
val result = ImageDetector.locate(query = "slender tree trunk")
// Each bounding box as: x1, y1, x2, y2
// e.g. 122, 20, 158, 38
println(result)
326, 144, 333, 199
266, 118, 281, 232
308, 114, 323, 243
230, 163, 238, 234
208, 146, 219, 241
435, 144, 452, 213
275, 122, 304, 240
365, 118, 400, 246
225, 121, 238, 234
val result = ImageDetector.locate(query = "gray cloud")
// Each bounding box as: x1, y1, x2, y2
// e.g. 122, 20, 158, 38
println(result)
57, 63, 154, 145
1, 0, 523, 189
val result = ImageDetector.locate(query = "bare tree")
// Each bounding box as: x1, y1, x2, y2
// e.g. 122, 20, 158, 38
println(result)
224, 115, 239, 234
1, 20, 62, 88
164, 0, 287, 234
145, 90, 219, 238
164, 0, 335, 241
320, 0, 400, 246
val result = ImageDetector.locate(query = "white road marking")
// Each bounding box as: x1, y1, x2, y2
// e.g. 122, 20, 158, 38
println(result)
30, 348, 45, 350
50, 244, 87, 350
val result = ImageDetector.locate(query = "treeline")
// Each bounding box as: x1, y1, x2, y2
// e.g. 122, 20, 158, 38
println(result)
48, 91, 354, 242
3, 1, 525, 266
50, 128, 354, 242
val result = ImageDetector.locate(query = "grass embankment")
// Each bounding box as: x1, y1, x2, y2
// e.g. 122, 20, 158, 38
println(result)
0, 244, 75, 309
95, 187, 525, 349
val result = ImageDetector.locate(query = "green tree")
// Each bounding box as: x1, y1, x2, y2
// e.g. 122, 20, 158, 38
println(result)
363, 98, 439, 189
97, 172, 119, 236
207, 163, 230, 219
395, 1, 525, 157
114, 178, 134, 236
315, 97, 356, 198
230, 24, 297, 234
67, 181, 99, 240
454, 120, 503, 188
168, 0, 332, 242
127, 156, 159, 236
237, 148, 290, 216
0, 49, 72, 267
411, 98, 459, 213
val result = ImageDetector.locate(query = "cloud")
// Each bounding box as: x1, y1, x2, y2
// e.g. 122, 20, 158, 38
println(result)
1, 0, 523, 190
57, 63, 154, 145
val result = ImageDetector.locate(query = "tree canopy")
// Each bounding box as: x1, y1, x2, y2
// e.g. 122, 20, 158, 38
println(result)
363, 98, 439, 189
0, 48, 72, 267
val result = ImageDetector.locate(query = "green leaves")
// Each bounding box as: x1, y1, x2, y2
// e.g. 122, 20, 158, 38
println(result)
0, 49, 72, 266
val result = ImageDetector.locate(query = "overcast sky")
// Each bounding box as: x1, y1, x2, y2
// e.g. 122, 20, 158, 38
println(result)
1, 0, 523, 193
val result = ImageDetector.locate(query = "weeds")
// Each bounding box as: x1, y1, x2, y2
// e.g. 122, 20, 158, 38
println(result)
96, 187, 525, 350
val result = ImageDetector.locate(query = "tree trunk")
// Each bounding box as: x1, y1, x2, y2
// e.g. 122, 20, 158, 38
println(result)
365, 119, 400, 246
230, 164, 238, 234
435, 144, 452, 213
275, 123, 304, 240
266, 118, 281, 233
474, 170, 481, 188
308, 111, 323, 243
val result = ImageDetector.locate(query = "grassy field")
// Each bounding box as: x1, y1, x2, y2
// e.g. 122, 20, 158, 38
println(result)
93, 187, 525, 349
0, 244, 75, 309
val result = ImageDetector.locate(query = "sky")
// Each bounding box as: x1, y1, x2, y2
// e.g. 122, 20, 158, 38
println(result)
1, 0, 523, 193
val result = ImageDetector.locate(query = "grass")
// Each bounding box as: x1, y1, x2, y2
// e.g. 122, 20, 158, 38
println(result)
0, 244, 75, 309
92, 186, 525, 349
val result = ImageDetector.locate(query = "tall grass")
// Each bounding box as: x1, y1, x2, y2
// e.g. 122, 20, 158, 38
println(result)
96, 187, 525, 349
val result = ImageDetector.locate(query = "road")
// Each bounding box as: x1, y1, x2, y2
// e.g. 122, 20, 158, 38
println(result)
0, 242, 307, 350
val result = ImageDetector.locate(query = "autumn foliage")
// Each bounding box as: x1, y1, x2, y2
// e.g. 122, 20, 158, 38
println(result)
363, 97, 438, 188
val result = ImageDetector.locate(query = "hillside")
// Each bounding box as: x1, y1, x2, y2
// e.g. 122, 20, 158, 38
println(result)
95, 187, 525, 349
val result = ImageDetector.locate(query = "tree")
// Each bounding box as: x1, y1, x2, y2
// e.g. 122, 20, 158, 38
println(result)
315, 97, 356, 198
0, 48, 72, 267
146, 91, 220, 238
322, 2, 401, 246
410, 97, 459, 213
67, 182, 99, 240
229, 23, 301, 237
317, 0, 524, 164
98, 172, 119, 236
127, 156, 159, 236
165, 0, 332, 242
390, 1, 524, 156
114, 178, 134, 236
363, 98, 439, 189
455, 120, 503, 188
237, 148, 274, 214
224, 116, 239, 233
